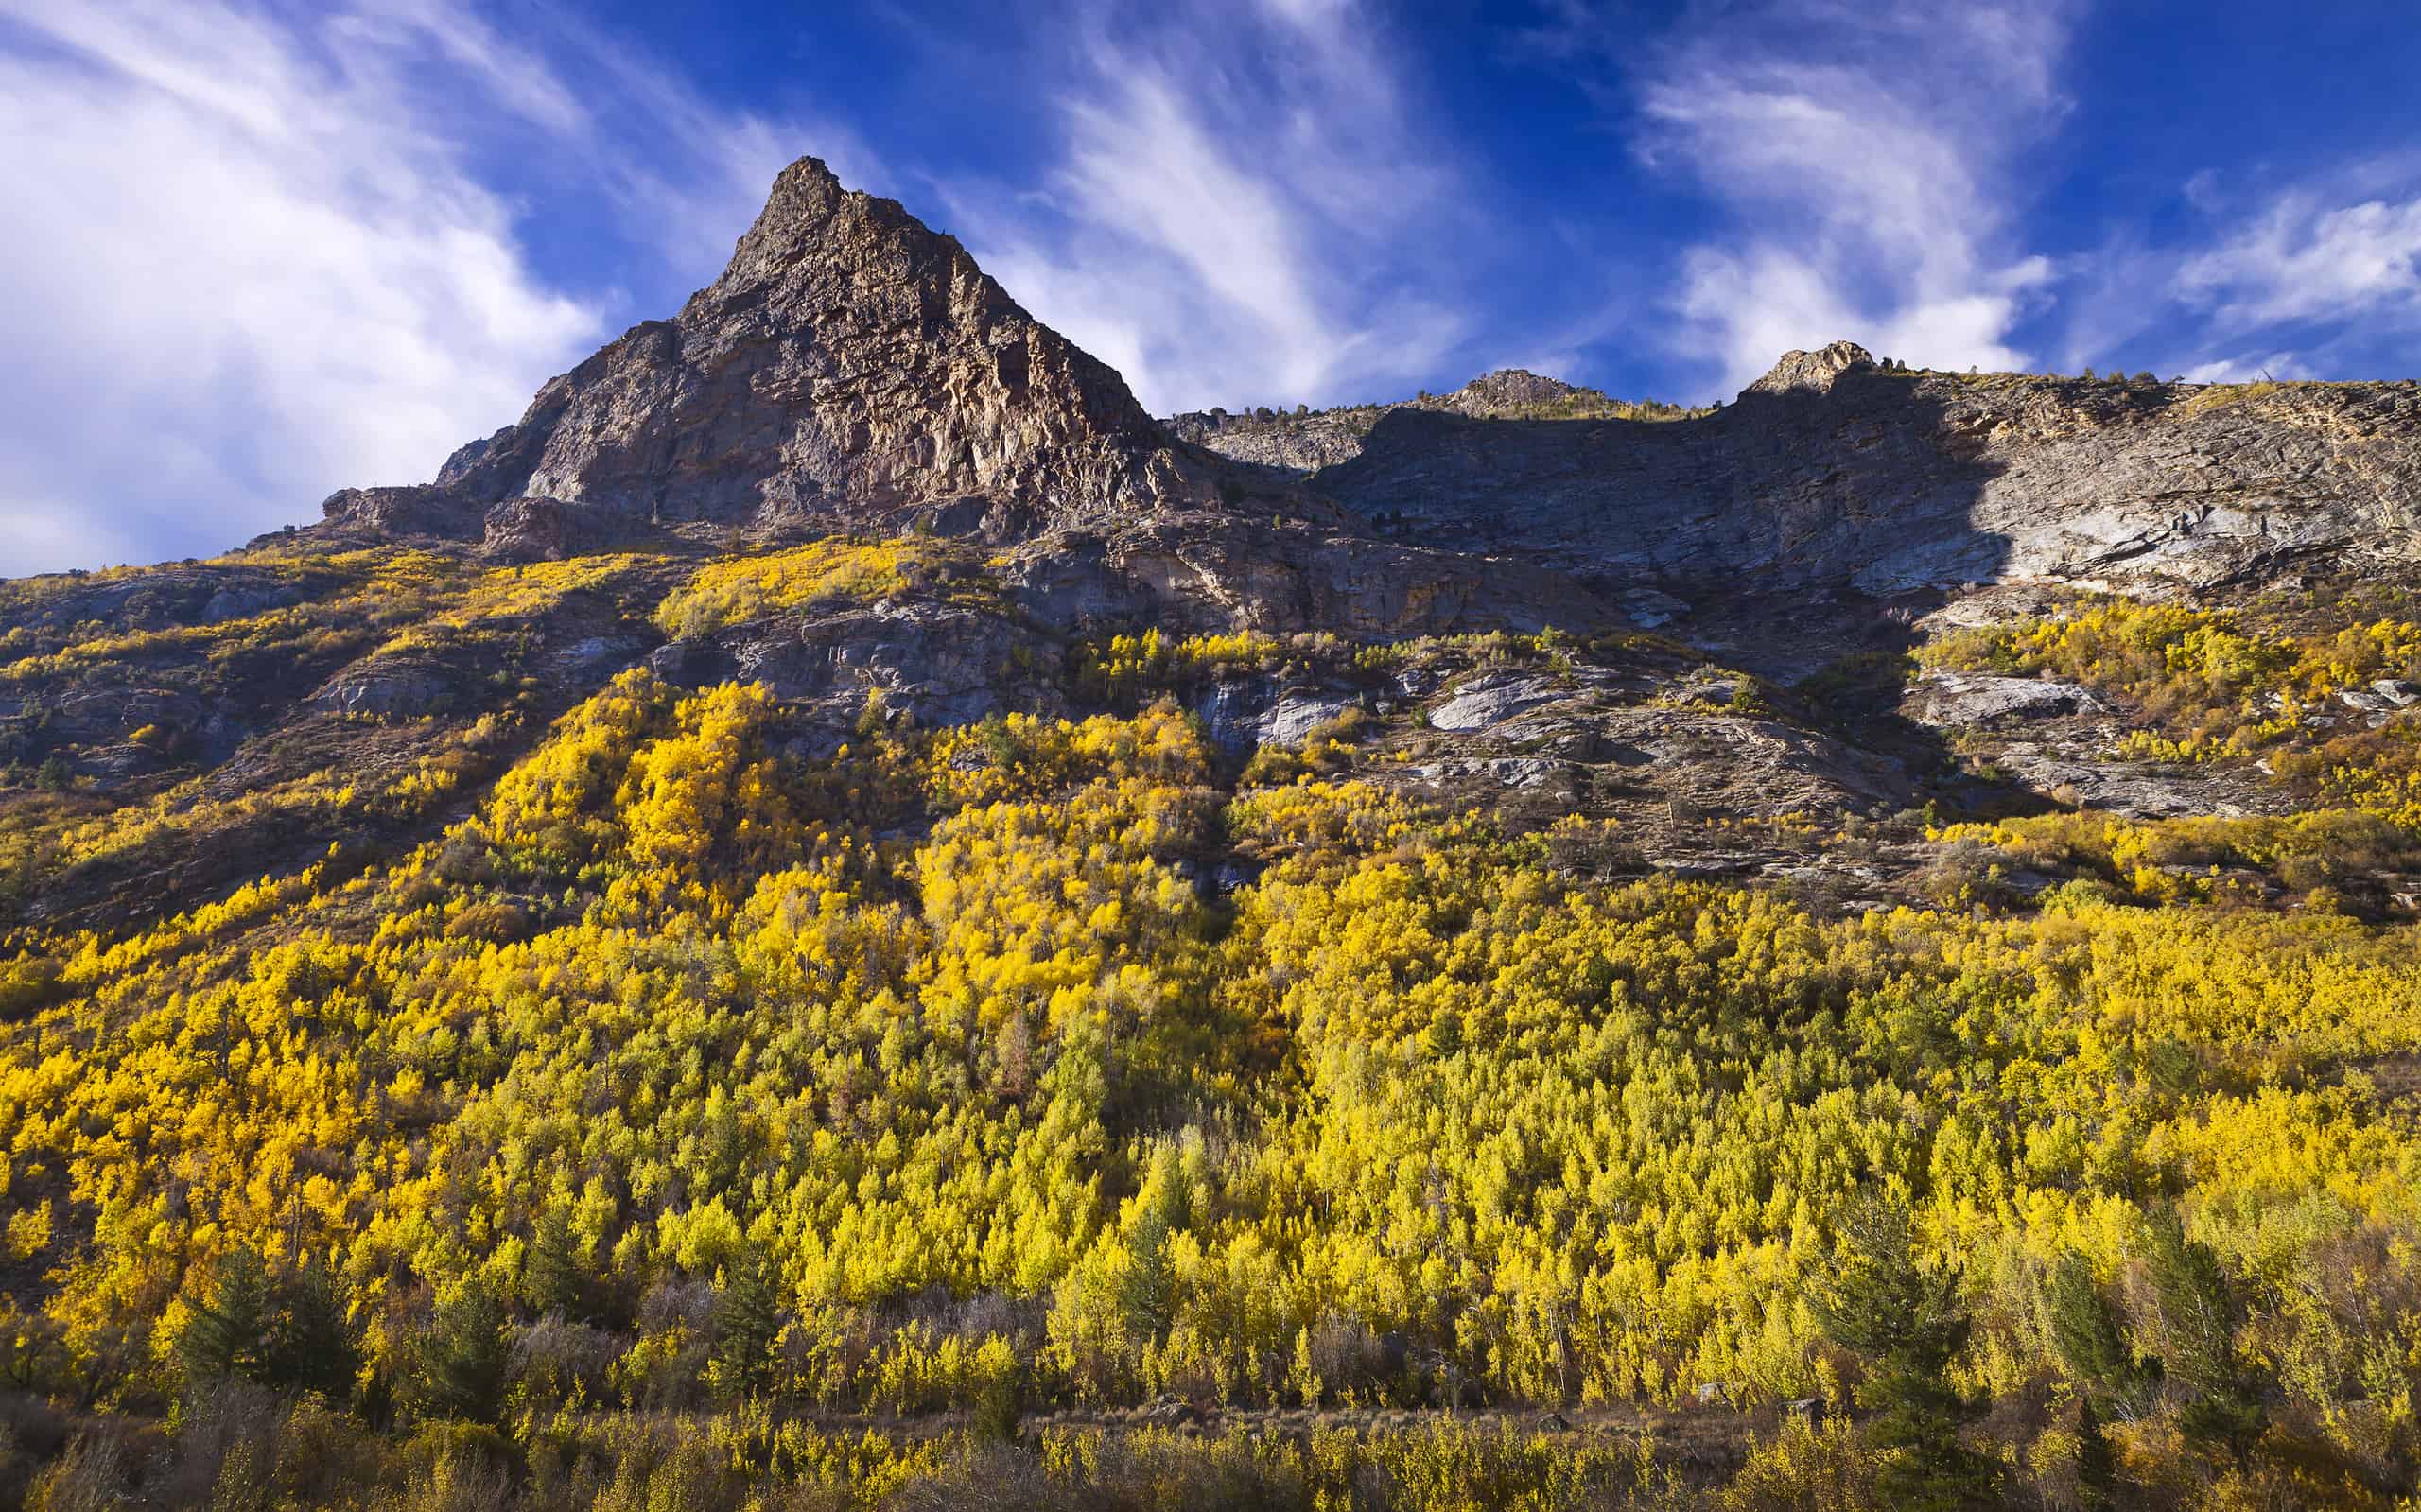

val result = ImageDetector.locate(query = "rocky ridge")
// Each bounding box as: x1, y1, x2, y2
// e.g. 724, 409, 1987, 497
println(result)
9, 156, 2421, 926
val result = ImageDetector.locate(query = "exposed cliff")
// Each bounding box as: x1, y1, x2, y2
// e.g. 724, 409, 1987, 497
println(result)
325, 157, 1218, 550
1292, 342, 2421, 597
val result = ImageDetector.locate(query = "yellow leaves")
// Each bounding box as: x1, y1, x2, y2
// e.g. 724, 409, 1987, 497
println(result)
654, 537, 994, 639
4, 1200, 50, 1262
926, 704, 1210, 807
9, 685, 2421, 1426
615, 681, 794, 913
1071, 628, 1288, 691
658, 1198, 749, 1275
1925, 595, 2421, 824
482, 666, 675, 866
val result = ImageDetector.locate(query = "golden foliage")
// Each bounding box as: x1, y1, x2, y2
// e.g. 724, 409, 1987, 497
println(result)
3, 669, 2420, 1508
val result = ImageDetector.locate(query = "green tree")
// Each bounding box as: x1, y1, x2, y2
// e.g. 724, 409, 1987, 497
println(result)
1119, 1142, 1190, 1343
708, 1245, 782, 1405
2076, 1396, 2118, 1510
2142, 1208, 2262, 1452
522, 1206, 586, 1321
412, 1277, 513, 1424
179, 1247, 273, 1385
2045, 1252, 2150, 1415
267, 1264, 359, 1402
1813, 1195, 1994, 1512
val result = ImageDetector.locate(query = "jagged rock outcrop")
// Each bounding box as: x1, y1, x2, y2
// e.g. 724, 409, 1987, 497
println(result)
379, 158, 1218, 542
480, 496, 657, 564
304, 154, 2421, 624
1413, 369, 1614, 418
305, 155, 1296, 590
1741, 340, 1875, 397
317, 485, 486, 542
1161, 408, 1378, 478
1161, 370, 1696, 479
26, 153, 2421, 934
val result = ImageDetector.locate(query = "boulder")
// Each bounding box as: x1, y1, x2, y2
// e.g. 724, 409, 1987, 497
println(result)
1910, 671, 2109, 727
1428, 672, 1561, 732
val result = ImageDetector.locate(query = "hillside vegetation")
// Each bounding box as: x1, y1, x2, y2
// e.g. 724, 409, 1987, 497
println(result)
4, 633, 2420, 1509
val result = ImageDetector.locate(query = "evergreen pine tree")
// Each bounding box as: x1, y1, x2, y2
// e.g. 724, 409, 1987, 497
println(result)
180, 1247, 273, 1385
708, 1245, 782, 1405
268, 1263, 360, 1402
522, 1206, 585, 1321
2142, 1208, 2262, 1452
2046, 1252, 2149, 1414
413, 1277, 513, 1424
2076, 1396, 2118, 1510
1120, 1144, 1189, 1343
1813, 1195, 1994, 1512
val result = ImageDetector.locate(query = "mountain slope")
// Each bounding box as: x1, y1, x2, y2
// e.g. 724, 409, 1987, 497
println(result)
3, 156, 2421, 1512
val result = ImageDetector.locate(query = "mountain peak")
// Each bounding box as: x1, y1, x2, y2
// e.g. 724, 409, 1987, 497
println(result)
418, 155, 1201, 543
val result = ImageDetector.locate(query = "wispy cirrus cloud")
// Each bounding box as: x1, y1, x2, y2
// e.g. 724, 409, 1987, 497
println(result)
940, 0, 1472, 415
1544, 0, 2079, 395
2175, 177, 2421, 337
0, 0, 845, 576
2062, 158, 2421, 384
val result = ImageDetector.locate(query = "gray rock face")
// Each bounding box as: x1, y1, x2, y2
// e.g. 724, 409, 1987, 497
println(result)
1311, 346, 2421, 597
1744, 340, 1875, 397
1263, 690, 1355, 745
430, 158, 1210, 536
1010, 517, 1609, 638
310, 659, 455, 718
1428, 673, 1563, 732
318, 485, 486, 541
1399, 756, 1569, 791
1989, 751, 2290, 819
1910, 671, 2108, 727
481, 496, 654, 564
292, 156, 2421, 653
717, 600, 1051, 730
1190, 680, 1357, 753
1162, 408, 1378, 478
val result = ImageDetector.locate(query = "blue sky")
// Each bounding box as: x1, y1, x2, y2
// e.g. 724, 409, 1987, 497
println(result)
4, 0, 2420, 574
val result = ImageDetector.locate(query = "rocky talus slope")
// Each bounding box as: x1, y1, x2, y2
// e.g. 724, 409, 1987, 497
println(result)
6, 156, 2421, 926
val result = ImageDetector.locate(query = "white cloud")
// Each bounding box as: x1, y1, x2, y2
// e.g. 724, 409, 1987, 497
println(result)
939, 0, 1472, 415
1621, 0, 2077, 395
0, 0, 850, 577
2081, 163, 2421, 382
2180, 352, 2310, 386
0, 0, 605, 574
2177, 191, 2421, 330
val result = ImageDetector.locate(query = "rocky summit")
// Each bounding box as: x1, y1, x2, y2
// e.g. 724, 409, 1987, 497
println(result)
10, 153, 2421, 1512
327, 158, 1218, 553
